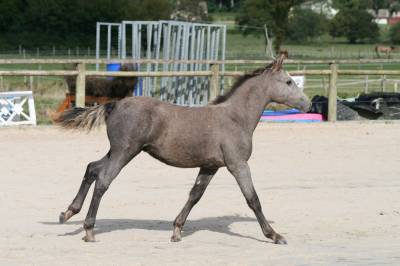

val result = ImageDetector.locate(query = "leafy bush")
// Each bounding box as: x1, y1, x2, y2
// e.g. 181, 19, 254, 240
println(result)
287, 8, 328, 42
389, 23, 400, 44
0, 0, 173, 49
329, 8, 379, 43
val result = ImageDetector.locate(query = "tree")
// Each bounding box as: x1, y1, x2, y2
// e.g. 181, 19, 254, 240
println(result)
207, 0, 241, 11
171, 0, 209, 21
331, 0, 370, 10
236, 0, 306, 54
287, 8, 328, 42
329, 8, 379, 43
389, 0, 400, 15
0, 0, 173, 49
0, 0, 21, 31
369, 0, 390, 14
123, 0, 172, 21
389, 22, 400, 44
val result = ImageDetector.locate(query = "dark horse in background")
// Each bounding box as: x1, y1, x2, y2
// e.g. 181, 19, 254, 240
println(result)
55, 53, 310, 244
65, 64, 137, 98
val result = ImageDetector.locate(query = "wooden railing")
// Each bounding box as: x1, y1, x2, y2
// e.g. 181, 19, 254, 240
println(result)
1, 59, 400, 121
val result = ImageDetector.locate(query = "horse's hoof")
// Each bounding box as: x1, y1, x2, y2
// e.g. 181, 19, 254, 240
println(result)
274, 234, 287, 245
59, 212, 66, 224
274, 238, 287, 245
82, 236, 96, 242
170, 235, 181, 242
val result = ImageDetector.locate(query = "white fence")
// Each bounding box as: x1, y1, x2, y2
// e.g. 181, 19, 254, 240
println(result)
0, 91, 36, 126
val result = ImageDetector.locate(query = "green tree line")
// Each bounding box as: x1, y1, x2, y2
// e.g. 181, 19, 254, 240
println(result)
0, 0, 238, 49
237, 0, 400, 52
2, 0, 400, 51
0, 0, 173, 49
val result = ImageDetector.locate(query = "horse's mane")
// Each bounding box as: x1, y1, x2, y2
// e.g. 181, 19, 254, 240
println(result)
211, 64, 273, 105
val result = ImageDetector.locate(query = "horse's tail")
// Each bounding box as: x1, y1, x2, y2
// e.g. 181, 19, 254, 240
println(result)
53, 102, 116, 131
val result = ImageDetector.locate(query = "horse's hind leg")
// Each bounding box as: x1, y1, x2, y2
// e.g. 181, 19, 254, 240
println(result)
171, 167, 218, 242
82, 148, 138, 242
227, 162, 286, 245
59, 156, 108, 224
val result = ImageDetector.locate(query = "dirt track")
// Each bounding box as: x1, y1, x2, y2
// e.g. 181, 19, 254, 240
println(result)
1, 123, 400, 265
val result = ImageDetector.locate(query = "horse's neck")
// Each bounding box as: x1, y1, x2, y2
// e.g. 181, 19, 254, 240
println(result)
224, 77, 271, 132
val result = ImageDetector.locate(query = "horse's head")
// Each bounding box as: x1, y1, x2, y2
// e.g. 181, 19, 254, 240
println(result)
264, 53, 311, 112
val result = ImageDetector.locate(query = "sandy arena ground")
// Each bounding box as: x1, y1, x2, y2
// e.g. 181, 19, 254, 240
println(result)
1, 122, 400, 265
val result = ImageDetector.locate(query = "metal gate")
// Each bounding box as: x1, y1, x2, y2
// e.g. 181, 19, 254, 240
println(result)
96, 20, 226, 106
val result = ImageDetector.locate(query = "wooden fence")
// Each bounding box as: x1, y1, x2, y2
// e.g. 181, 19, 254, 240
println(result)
1, 59, 400, 122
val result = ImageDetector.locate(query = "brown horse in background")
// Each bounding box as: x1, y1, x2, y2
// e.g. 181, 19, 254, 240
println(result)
65, 64, 137, 98
375, 45, 396, 58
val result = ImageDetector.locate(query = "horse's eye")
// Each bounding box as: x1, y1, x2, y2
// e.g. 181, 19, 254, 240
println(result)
286, 80, 292, 86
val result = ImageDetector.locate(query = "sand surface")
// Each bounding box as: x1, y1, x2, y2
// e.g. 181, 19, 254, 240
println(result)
1, 123, 400, 265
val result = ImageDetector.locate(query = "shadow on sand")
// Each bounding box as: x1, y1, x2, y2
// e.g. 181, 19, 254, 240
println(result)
42, 215, 274, 243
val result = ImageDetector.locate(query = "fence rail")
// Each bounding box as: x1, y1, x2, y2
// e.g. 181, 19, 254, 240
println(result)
2, 59, 400, 121
2, 58, 400, 65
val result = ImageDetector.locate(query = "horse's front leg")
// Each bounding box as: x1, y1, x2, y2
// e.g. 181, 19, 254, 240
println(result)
171, 167, 218, 242
227, 161, 286, 244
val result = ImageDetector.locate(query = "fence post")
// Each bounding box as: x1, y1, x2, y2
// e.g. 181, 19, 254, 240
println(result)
210, 64, 220, 101
38, 65, 42, 88
364, 75, 369, 93
29, 76, 34, 90
76, 63, 86, 108
381, 75, 386, 92
328, 63, 338, 122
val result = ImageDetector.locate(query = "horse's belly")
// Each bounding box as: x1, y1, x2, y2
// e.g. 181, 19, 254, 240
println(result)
144, 143, 224, 168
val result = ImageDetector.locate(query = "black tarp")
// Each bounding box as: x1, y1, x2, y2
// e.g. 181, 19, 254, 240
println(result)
310, 93, 400, 120
310, 96, 361, 120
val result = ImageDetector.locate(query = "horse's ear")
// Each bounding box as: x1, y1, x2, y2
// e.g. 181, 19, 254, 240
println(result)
271, 51, 288, 73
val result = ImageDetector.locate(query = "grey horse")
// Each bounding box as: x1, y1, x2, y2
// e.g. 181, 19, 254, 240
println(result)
55, 53, 310, 244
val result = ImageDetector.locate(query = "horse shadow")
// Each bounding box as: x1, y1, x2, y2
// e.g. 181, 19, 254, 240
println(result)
42, 215, 274, 243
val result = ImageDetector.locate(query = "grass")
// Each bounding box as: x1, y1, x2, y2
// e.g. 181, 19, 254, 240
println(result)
225, 30, 400, 60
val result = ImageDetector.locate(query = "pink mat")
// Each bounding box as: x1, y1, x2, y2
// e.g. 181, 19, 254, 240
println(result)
260, 113, 323, 121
